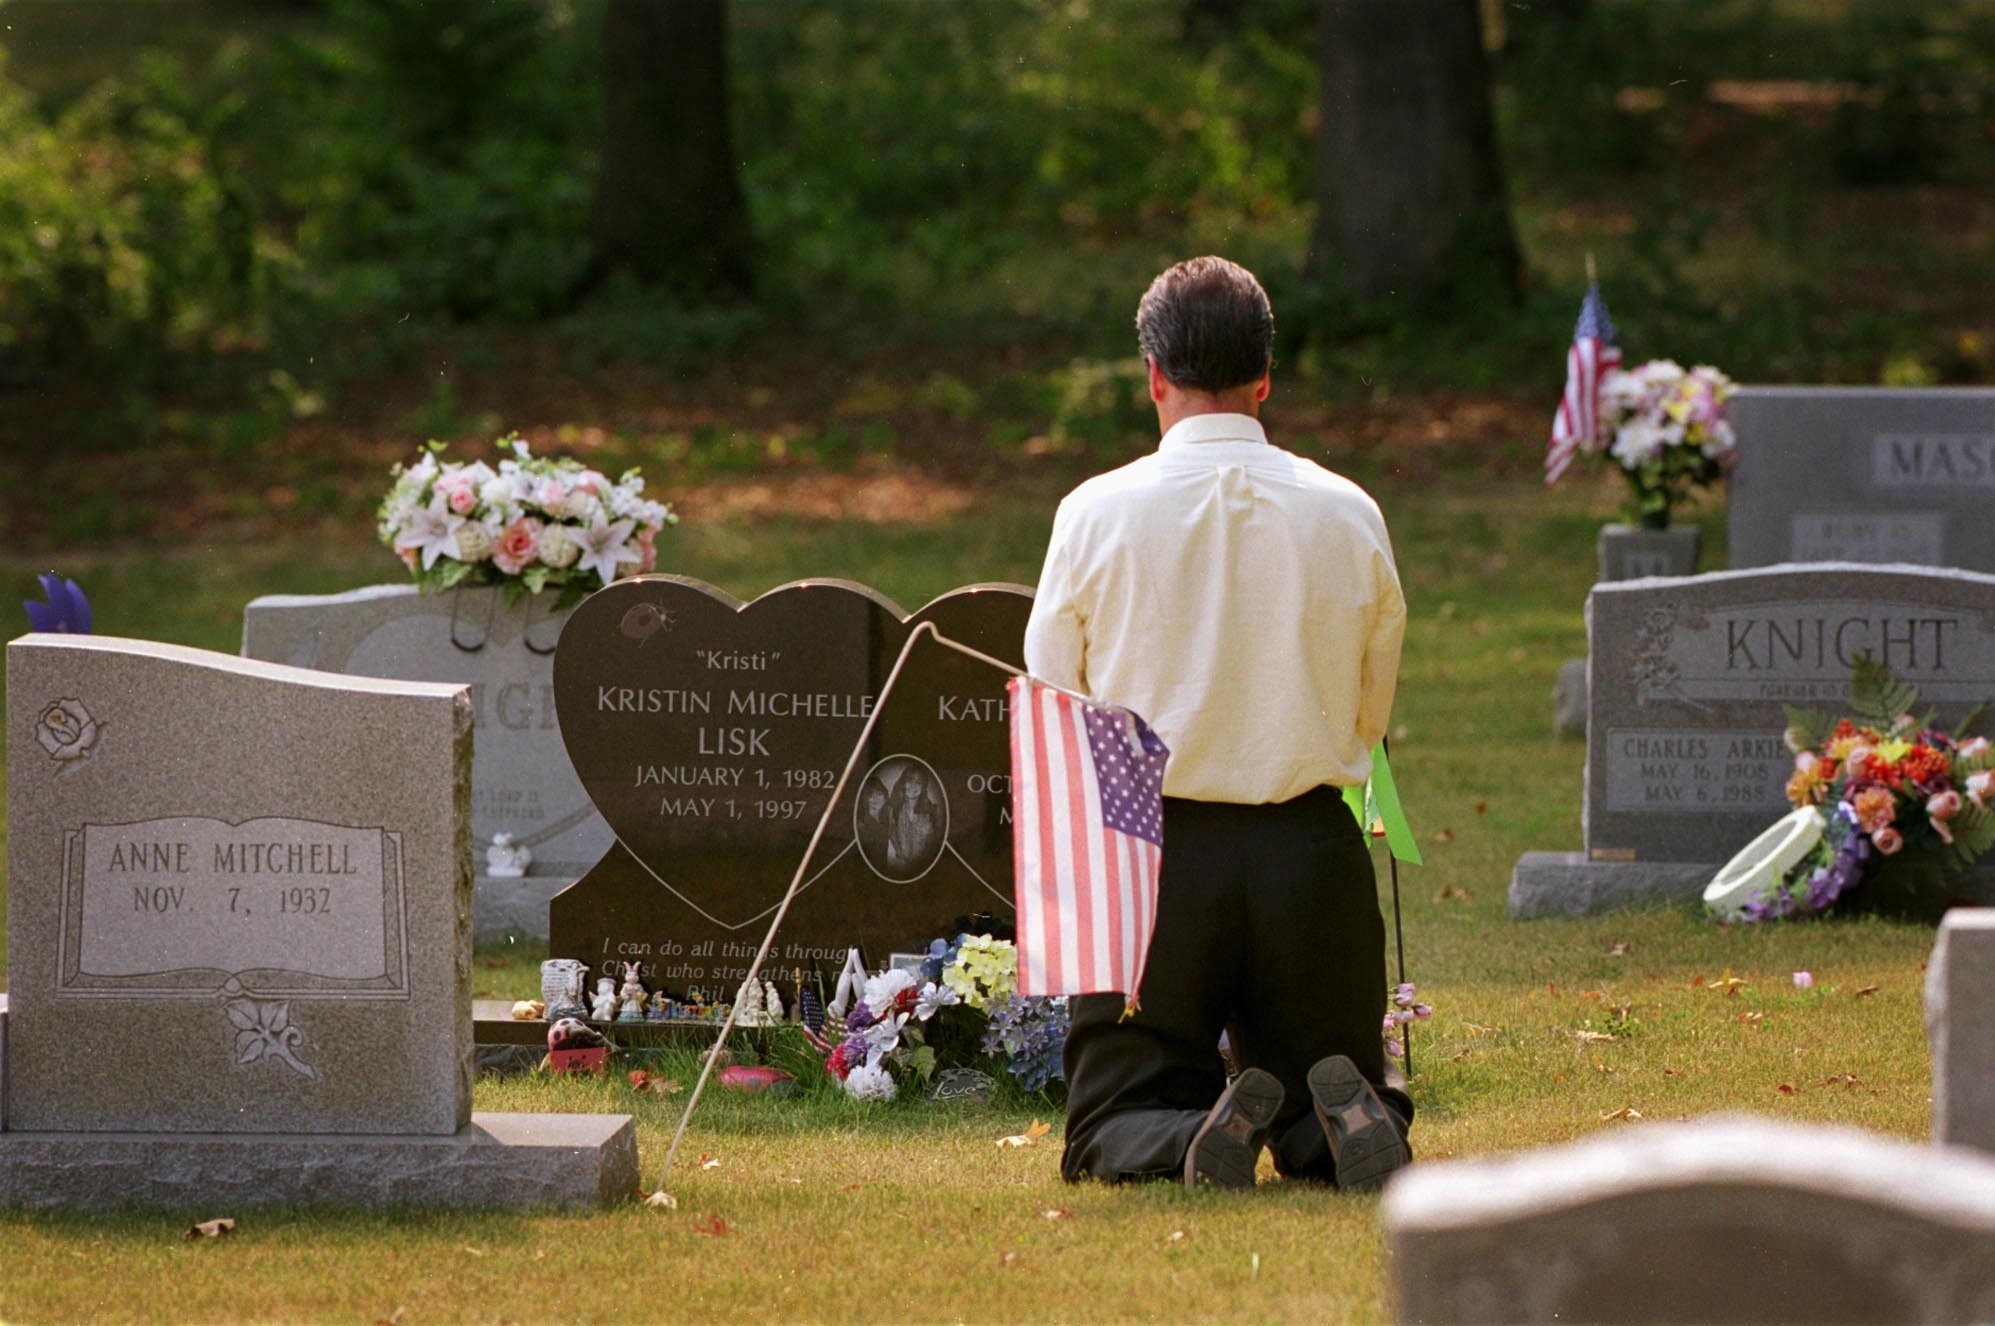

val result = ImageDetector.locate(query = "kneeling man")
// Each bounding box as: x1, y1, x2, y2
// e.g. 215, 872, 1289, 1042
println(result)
1025, 256, 1412, 1190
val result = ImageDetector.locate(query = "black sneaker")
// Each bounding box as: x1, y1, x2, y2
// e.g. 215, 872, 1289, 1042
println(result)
1184, 1067, 1284, 1191
1307, 1055, 1409, 1193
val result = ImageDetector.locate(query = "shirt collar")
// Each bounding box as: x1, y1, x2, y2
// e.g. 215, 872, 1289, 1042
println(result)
1158, 412, 1269, 451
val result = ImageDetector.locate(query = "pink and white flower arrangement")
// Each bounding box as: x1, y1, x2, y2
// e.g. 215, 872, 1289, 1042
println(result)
1586, 360, 1738, 528
378, 436, 674, 607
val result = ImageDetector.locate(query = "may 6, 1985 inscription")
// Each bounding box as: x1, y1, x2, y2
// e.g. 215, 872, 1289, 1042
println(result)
60, 816, 408, 997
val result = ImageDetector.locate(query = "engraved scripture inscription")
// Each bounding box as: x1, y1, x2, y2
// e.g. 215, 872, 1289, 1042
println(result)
59, 816, 409, 998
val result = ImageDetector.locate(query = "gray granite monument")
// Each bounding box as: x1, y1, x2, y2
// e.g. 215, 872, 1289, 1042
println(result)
1384, 1117, 1995, 1324
1729, 386, 1995, 571
1514, 563, 1995, 916
1, 634, 635, 1209
242, 584, 609, 942
1928, 907, 1995, 1158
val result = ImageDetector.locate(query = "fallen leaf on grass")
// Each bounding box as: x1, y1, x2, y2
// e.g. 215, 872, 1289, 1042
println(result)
1572, 1029, 1617, 1044
1580, 990, 1604, 1001
1040, 1207, 1072, 1221
458, 1244, 487, 1258
1823, 1073, 1863, 1089
1738, 1011, 1765, 1027
1607, 941, 1633, 957
998, 1119, 1053, 1148
1165, 1230, 1187, 1245
644, 1190, 679, 1211
1691, 973, 1706, 988
694, 1213, 732, 1237
1251, 1252, 1262, 1277
627, 1070, 683, 1095
1431, 828, 1455, 844
699, 1155, 722, 1170
375, 1310, 405, 1326
1856, 984, 1880, 997
841, 1183, 864, 1192
999, 1251, 1020, 1268
185, 1218, 234, 1240
1663, 1068, 1681, 1078
1711, 970, 1749, 996
1777, 1084, 1797, 1096
1600, 1106, 1643, 1122
1434, 882, 1474, 904
1462, 1022, 1498, 1037
1474, 801, 1489, 816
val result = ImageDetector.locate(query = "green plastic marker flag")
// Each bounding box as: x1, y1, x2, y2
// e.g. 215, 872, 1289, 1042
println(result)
1343, 742, 1422, 866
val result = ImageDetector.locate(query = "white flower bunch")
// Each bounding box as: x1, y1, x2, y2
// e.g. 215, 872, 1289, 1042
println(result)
378, 435, 676, 606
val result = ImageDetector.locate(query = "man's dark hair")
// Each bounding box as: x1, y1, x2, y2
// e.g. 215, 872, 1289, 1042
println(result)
1134, 256, 1274, 393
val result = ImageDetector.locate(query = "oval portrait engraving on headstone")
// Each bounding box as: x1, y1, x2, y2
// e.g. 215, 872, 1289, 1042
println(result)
854, 754, 950, 882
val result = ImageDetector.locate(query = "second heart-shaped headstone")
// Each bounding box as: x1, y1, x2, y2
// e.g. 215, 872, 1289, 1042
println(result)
549, 575, 1031, 1000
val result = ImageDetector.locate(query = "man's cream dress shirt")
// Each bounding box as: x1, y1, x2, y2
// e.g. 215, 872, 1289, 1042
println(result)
1023, 411, 1405, 804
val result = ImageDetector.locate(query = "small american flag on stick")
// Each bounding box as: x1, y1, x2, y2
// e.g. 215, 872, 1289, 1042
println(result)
1008, 676, 1168, 1008
1544, 280, 1621, 484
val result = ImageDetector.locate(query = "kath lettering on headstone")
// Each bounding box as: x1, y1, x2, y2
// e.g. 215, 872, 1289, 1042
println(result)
243, 583, 609, 940
1728, 386, 1995, 571
548, 577, 1031, 998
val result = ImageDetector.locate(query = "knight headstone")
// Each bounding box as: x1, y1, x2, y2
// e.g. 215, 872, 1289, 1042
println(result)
1513, 564, 1995, 916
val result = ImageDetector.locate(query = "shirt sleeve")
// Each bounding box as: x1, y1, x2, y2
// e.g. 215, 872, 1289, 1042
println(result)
1356, 543, 1405, 752
1024, 503, 1087, 695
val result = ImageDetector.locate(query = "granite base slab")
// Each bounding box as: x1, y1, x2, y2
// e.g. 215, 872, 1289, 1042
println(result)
473, 873, 570, 944
1510, 853, 1717, 918
0, 1112, 638, 1212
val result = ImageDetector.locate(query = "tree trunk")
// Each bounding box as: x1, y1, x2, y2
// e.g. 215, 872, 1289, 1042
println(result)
1307, 0, 1520, 305
590, 0, 753, 299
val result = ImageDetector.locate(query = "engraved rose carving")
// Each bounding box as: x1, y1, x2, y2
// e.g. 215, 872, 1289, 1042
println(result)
36, 697, 100, 765
226, 997, 318, 1079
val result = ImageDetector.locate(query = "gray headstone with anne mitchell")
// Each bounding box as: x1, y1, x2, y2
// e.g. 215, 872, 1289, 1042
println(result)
1727, 386, 1995, 570
1, 634, 635, 1210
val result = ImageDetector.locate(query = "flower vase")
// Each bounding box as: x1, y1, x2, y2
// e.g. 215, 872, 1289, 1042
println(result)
1596, 523, 1701, 583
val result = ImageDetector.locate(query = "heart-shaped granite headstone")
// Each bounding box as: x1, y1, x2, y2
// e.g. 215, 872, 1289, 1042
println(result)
549, 576, 1031, 999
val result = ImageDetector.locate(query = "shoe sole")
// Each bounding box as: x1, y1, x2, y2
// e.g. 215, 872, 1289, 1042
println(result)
1308, 1056, 1408, 1193
1184, 1068, 1284, 1191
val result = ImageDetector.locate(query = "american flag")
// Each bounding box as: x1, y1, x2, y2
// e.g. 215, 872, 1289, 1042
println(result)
1008, 676, 1168, 1008
1544, 281, 1621, 484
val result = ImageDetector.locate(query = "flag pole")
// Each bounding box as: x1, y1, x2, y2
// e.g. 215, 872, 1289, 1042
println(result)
1384, 735, 1412, 1077
656, 620, 1025, 1195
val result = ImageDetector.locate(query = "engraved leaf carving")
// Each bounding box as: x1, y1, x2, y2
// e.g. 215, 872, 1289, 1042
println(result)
226, 1002, 261, 1031
224, 998, 317, 1079
235, 1030, 267, 1064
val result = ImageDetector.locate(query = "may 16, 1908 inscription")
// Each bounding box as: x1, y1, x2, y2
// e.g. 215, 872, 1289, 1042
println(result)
550, 576, 1032, 999
59, 816, 408, 997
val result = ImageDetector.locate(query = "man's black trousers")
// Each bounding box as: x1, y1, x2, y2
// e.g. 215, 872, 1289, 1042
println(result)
1060, 784, 1413, 1183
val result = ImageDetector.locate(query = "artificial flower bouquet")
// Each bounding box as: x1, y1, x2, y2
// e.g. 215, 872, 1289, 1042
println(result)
820, 935, 1069, 1102
378, 435, 675, 608
1715, 659, 1993, 922
1594, 360, 1737, 528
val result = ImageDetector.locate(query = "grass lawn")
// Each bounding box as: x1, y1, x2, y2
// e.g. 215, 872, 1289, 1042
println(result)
0, 468, 1945, 1324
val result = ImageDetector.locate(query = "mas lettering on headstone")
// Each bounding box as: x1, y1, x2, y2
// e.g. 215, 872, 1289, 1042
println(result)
1, 634, 635, 1210
243, 584, 608, 941
1513, 564, 1995, 917
1728, 386, 1995, 571
548, 576, 1030, 999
